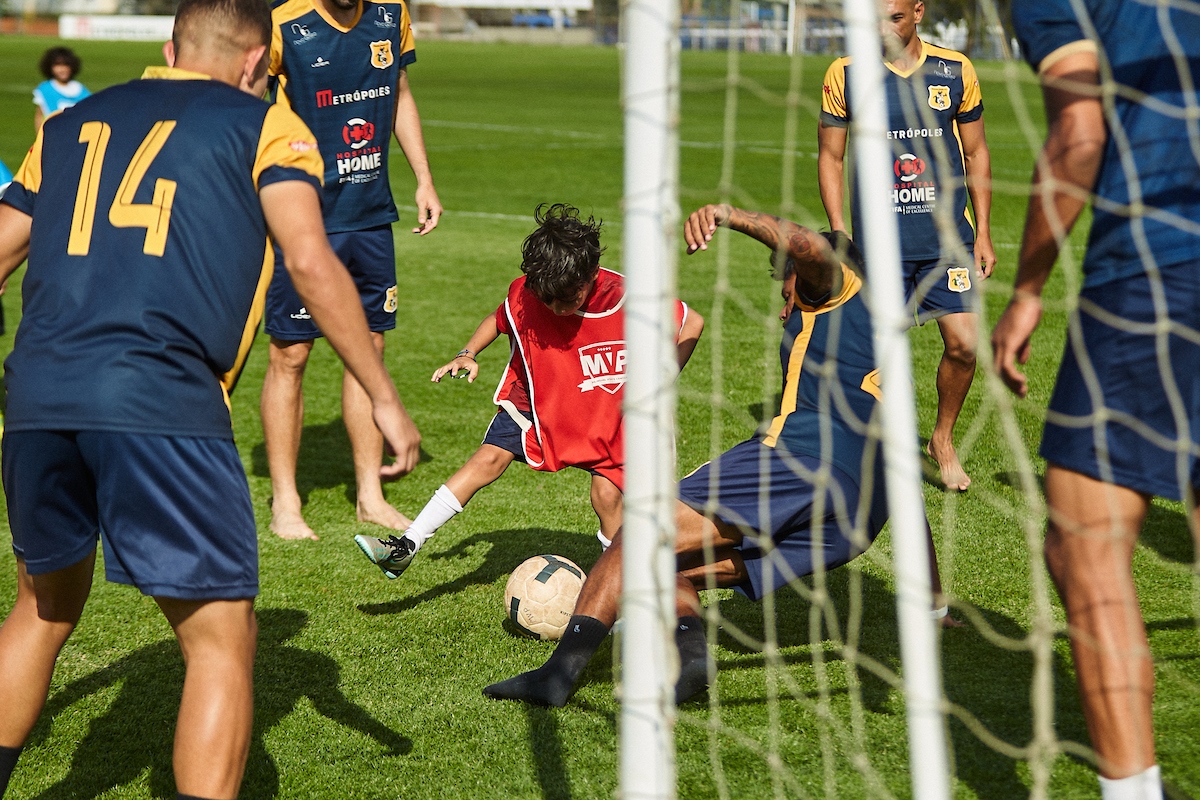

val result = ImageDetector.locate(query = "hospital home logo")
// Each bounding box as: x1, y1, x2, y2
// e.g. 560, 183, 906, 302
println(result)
577, 341, 627, 394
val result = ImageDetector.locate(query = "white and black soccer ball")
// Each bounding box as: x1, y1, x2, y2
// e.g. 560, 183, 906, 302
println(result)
503, 554, 587, 640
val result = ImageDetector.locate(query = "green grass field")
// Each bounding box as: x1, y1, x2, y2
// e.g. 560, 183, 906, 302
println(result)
0, 34, 1197, 800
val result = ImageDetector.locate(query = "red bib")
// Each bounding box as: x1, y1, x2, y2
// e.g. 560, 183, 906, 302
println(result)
493, 270, 628, 490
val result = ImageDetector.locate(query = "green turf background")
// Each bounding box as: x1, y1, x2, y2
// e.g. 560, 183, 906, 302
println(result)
0, 35, 1197, 800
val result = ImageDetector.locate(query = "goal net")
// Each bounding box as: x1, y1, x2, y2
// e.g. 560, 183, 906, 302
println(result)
618, 0, 1200, 797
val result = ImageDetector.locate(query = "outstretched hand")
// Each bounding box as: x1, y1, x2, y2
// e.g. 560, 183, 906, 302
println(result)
432, 355, 478, 383
376, 401, 421, 479
991, 292, 1043, 398
683, 204, 732, 253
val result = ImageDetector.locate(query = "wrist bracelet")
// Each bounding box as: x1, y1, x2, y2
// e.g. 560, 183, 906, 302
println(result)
456, 348, 475, 359
931, 605, 949, 620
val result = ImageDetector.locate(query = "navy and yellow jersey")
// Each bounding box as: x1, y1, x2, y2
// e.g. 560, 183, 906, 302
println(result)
270, 0, 414, 233
0, 66, 323, 439
760, 264, 882, 487
1015, 0, 1200, 287
822, 41, 983, 261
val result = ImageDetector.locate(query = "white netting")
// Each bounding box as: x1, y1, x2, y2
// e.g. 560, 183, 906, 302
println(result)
621, 0, 1200, 797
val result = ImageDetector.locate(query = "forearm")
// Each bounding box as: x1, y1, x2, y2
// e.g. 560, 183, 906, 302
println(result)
461, 312, 500, 357
964, 148, 993, 243
817, 154, 846, 231
393, 71, 434, 189
1016, 128, 1103, 297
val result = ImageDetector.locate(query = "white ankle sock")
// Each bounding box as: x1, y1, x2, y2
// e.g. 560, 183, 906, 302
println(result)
1099, 765, 1163, 800
596, 530, 612, 550
404, 485, 463, 551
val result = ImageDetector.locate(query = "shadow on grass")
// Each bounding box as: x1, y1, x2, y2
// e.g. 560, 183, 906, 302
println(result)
688, 569, 1089, 800
994, 469, 1195, 564
27, 608, 409, 799
248, 419, 432, 507
356, 528, 600, 617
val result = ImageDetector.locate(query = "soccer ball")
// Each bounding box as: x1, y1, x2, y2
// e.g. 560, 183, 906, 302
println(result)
503, 554, 587, 640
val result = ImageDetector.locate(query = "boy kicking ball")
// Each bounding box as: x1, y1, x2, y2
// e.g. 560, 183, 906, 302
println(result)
356, 203, 704, 579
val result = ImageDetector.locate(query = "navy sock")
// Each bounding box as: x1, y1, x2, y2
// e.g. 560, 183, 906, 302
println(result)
0, 745, 23, 798
484, 615, 609, 706
675, 615, 711, 704
178, 793, 217, 800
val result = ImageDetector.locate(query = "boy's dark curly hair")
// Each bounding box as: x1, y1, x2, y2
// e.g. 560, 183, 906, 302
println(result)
771, 230, 865, 281
39, 47, 82, 80
521, 203, 604, 303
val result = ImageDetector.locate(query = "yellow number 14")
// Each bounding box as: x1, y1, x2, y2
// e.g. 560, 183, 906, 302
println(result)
67, 119, 178, 257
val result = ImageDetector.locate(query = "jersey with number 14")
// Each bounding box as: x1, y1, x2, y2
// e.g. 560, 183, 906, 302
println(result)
270, 0, 415, 232
0, 67, 323, 439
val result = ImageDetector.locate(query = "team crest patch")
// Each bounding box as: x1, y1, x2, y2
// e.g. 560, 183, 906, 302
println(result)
928, 85, 951, 111
384, 285, 398, 313
947, 268, 971, 293
577, 341, 627, 394
370, 40, 394, 69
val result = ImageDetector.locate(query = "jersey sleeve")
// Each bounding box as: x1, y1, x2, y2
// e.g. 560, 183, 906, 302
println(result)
820, 57, 850, 127
31, 84, 48, 115
956, 56, 984, 123
1, 129, 45, 215
253, 103, 324, 192
398, 0, 416, 68
495, 300, 512, 335
1013, 0, 1096, 74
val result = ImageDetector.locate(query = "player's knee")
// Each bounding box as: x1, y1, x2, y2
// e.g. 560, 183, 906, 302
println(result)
944, 338, 977, 368
268, 339, 313, 375
589, 477, 622, 515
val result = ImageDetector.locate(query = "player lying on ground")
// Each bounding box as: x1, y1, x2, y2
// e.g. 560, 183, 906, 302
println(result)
483, 203, 955, 708
355, 203, 704, 579
0, 0, 419, 795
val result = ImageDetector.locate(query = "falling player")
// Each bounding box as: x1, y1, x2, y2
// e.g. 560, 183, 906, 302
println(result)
355, 203, 704, 579
483, 203, 955, 708
261, 0, 442, 540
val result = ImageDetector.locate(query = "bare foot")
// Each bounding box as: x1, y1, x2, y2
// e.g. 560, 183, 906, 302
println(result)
270, 508, 318, 541
357, 500, 413, 531
926, 439, 970, 491
940, 613, 966, 629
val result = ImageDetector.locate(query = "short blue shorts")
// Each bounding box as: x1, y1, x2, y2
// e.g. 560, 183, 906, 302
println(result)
902, 257, 979, 321
265, 224, 398, 341
2, 431, 258, 599
1041, 263, 1200, 501
482, 408, 529, 463
678, 438, 887, 601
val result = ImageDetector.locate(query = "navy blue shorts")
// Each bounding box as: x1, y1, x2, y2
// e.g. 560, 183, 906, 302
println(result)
2, 431, 258, 599
678, 439, 887, 601
902, 257, 979, 321
265, 224, 398, 341
482, 409, 529, 463
1041, 264, 1200, 501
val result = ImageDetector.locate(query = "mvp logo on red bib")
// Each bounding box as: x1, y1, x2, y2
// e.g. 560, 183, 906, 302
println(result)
577, 341, 626, 394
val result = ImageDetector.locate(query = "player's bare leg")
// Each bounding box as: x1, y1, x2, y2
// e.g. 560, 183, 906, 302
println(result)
262, 337, 318, 540
0, 554, 94, 779
1043, 466, 1156, 780
443, 444, 517, 506
928, 311, 976, 491
344, 332, 411, 530
157, 597, 256, 800
588, 474, 622, 546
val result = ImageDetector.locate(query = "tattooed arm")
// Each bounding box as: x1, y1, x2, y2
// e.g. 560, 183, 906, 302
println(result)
682, 203, 842, 305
